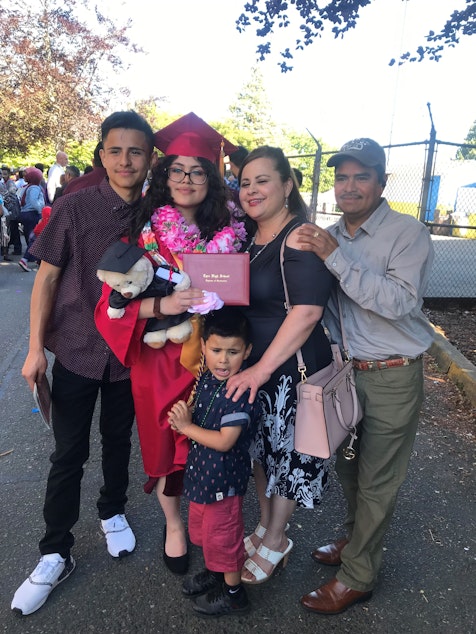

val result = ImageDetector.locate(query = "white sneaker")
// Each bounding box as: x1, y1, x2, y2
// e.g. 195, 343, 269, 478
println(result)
11, 554, 76, 616
101, 514, 136, 558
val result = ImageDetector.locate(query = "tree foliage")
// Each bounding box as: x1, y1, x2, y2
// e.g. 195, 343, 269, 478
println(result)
0, 0, 139, 159
214, 67, 332, 193
236, 0, 476, 72
392, 1, 476, 66
132, 98, 174, 133
276, 127, 334, 193
223, 67, 276, 147
456, 120, 476, 159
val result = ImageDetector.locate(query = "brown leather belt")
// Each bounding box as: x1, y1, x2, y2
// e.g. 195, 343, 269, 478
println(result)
353, 354, 423, 371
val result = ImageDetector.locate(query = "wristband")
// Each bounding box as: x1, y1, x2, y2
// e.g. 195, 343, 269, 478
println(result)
153, 296, 166, 319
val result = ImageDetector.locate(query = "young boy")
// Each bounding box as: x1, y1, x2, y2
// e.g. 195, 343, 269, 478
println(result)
168, 307, 259, 618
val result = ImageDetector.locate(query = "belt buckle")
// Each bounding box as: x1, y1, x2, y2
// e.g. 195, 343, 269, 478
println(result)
367, 360, 379, 371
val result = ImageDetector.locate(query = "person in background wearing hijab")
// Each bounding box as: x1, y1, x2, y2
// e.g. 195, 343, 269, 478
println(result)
18, 167, 45, 272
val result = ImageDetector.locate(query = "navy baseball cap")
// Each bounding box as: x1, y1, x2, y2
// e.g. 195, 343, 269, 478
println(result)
327, 138, 386, 171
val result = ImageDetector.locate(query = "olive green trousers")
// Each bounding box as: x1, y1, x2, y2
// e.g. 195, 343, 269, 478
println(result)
335, 359, 424, 592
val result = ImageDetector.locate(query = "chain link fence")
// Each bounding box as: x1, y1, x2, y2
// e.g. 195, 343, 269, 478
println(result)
289, 139, 476, 299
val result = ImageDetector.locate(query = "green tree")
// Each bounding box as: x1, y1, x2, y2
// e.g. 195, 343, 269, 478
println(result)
276, 128, 334, 194
0, 0, 139, 158
132, 98, 173, 134
236, 0, 476, 72
456, 120, 476, 159
224, 67, 277, 146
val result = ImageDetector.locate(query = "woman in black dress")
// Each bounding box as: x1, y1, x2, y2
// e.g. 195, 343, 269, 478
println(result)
226, 146, 335, 584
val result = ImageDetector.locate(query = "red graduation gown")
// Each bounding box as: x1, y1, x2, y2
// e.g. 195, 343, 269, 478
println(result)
94, 241, 193, 481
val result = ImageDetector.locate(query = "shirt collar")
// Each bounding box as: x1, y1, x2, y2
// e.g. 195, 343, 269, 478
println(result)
98, 178, 142, 211
203, 370, 225, 387
337, 198, 390, 239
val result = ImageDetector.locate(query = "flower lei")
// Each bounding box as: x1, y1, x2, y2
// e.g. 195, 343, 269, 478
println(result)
150, 204, 247, 259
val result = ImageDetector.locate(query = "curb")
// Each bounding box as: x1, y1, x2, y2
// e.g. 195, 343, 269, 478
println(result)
429, 325, 476, 409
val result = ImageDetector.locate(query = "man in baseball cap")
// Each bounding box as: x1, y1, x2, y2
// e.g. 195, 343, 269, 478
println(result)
296, 139, 434, 616
327, 137, 387, 186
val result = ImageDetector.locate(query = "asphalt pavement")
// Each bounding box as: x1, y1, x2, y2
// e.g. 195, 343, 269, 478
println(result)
0, 256, 475, 634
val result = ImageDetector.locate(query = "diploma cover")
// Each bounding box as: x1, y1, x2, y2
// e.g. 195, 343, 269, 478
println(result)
33, 374, 52, 429
182, 253, 250, 306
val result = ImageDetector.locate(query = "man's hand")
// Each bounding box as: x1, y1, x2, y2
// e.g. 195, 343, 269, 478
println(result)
22, 350, 48, 391
297, 223, 338, 261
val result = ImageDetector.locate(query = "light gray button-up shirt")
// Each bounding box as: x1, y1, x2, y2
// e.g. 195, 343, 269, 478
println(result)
323, 198, 435, 360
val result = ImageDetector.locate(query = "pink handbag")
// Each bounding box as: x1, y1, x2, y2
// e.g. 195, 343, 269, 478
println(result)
279, 233, 362, 460
293, 340, 362, 459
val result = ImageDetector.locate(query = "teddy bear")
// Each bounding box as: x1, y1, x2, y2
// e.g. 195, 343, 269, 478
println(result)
97, 241, 193, 349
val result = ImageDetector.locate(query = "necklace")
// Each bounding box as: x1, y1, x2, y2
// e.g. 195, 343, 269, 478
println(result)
245, 215, 293, 264
191, 373, 226, 445
245, 236, 270, 264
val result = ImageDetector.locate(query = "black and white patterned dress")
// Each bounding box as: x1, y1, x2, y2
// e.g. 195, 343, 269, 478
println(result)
243, 220, 335, 508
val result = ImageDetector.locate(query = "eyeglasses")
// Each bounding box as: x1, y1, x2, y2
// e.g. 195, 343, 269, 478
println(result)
166, 167, 208, 185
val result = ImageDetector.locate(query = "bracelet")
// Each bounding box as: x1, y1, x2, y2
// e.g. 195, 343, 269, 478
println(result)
153, 296, 166, 319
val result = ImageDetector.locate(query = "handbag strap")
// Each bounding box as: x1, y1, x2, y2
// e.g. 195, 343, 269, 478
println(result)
279, 228, 350, 380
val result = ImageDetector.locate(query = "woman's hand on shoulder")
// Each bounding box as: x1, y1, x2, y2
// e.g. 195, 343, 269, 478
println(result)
225, 364, 270, 404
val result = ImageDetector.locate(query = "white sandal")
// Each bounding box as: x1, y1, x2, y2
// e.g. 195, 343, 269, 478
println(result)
243, 522, 290, 557
244, 523, 267, 558
241, 538, 293, 585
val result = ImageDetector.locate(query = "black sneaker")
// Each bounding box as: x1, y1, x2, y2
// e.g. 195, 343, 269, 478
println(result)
192, 583, 250, 618
182, 569, 223, 597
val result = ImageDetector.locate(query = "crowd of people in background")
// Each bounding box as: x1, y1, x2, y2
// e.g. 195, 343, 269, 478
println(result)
4, 111, 434, 622
0, 153, 89, 269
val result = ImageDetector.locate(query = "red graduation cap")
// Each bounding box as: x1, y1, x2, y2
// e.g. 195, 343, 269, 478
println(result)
154, 112, 238, 164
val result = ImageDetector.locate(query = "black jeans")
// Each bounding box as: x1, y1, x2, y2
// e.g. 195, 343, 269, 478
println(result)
39, 360, 135, 558
7, 217, 22, 251
20, 210, 40, 262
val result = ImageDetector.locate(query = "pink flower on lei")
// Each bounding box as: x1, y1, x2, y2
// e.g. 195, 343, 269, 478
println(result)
151, 204, 246, 259
206, 226, 236, 253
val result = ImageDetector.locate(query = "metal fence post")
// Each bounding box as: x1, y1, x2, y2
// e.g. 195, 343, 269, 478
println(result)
419, 108, 437, 223
309, 147, 322, 222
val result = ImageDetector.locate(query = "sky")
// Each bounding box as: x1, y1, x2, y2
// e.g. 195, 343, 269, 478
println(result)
112, 0, 475, 154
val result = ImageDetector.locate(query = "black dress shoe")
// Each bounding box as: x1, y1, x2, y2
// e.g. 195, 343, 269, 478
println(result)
182, 568, 223, 597
163, 525, 189, 574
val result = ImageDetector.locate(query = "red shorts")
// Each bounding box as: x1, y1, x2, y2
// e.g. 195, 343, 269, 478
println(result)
188, 496, 245, 573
